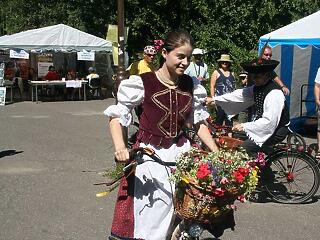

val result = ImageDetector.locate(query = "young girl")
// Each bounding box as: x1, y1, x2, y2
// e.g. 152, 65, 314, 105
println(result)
104, 30, 218, 240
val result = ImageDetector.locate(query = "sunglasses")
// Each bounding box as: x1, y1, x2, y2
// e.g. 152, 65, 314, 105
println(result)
221, 61, 230, 64
263, 53, 272, 57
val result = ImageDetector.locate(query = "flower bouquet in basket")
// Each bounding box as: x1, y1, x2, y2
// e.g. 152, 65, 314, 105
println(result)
170, 147, 263, 224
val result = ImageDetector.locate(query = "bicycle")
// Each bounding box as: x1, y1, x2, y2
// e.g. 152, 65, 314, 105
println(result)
196, 122, 320, 204
96, 147, 235, 240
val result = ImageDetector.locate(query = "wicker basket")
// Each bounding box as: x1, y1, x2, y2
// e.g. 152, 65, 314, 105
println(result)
173, 177, 238, 224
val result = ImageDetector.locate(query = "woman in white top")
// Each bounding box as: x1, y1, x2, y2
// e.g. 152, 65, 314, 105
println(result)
104, 30, 219, 240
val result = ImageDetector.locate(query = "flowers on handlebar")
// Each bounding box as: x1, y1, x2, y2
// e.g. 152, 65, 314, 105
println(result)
170, 147, 265, 222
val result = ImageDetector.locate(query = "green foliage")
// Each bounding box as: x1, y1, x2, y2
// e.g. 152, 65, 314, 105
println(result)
1, 0, 320, 72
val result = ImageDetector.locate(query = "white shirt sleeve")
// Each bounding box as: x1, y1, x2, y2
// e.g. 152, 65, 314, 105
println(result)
243, 89, 285, 146
191, 78, 210, 123
103, 75, 144, 127
214, 87, 255, 115
315, 67, 320, 84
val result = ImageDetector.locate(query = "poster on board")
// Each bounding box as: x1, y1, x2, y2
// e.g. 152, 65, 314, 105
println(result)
37, 62, 52, 78
0, 87, 6, 106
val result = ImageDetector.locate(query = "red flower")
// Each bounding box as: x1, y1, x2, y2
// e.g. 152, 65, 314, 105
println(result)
153, 39, 164, 50
196, 163, 211, 179
232, 171, 245, 183
238, 167, 249, 177
214, 188, 225, 197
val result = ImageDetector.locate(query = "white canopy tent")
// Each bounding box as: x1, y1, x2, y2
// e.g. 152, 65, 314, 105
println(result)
0, 24, 114, 88
0, 24, 112, 52
258, 11, 320, 131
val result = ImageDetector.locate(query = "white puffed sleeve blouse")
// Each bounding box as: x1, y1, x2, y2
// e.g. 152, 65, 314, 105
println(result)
104, 75, 209, 126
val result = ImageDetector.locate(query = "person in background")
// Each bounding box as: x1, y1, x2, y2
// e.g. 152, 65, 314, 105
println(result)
28, 67, 37, 81
66, 69, 76, 80
237, 70, 251, 123
24, 67, 37, 100
44, 65, 60, 81
239, 70, 248, 87
185, 48, 209, 84
313, 67, 320, 159
104, 29, 224, 240
214, 59, 290, 157
44, 65, 60, 97
86, 67, 101, 98
127, 45, 157, 76
86, 67, 99, 80
127, 46, 158, 119
261, 45, 290, 95
66, 69, 77, 100
210, 54, 236, 127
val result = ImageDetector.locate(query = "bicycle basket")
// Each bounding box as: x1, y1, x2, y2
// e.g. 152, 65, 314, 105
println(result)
173, 175, 237, 224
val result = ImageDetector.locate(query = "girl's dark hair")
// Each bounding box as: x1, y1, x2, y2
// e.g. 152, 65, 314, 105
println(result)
160, 29, 194, 66
163, 29, 194, 53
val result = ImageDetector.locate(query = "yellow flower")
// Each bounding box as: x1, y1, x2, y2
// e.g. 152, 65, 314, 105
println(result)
252, 169, 258, 177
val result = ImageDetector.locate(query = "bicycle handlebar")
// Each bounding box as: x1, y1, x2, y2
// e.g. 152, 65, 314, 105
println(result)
123, 147, 176, 172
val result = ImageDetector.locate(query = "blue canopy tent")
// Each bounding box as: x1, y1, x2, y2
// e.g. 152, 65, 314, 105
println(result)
258, 11, 320, 132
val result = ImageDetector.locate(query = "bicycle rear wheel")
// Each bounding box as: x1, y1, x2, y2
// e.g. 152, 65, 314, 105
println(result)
265, 151, 320, 204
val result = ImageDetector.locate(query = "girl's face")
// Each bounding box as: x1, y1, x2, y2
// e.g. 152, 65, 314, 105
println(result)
162, 43, 193, 76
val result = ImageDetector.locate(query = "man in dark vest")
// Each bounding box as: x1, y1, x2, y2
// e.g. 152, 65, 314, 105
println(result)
213, 58, 290, 156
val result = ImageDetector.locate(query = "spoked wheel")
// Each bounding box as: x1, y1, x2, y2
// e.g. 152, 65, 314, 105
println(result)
265, 151, 320, 204
287, 132, 306, 152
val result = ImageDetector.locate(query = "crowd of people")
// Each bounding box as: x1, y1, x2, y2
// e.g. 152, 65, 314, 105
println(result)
104, 29, 298, 240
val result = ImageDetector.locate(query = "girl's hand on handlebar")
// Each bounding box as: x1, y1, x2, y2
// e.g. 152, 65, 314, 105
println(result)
114, 148, 130, 162
232, 123, 244, 132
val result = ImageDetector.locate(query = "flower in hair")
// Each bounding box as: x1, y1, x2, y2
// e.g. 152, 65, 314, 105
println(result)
153, 39, 164, 51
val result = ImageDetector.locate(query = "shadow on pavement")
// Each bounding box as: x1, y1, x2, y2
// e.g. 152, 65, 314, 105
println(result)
0, 150, 24, 158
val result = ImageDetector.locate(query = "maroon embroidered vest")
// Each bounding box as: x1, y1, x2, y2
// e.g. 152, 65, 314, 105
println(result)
136, 72, 194, 148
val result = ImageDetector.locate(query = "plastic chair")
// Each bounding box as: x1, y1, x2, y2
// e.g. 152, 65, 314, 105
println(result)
88, 78, 102, 99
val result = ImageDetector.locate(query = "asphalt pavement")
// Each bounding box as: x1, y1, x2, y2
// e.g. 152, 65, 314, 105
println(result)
0, 99, 319, 240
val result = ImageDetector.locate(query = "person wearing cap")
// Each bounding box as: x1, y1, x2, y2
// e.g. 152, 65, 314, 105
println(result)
185, 48, 209, 84
262, 45, 290, 95
127, 45, 157, 76
86, 67, 99, 80
86, 67, 100, 98
214, 58, 290, 156
210, 54, 236, 127
239, 70, 248, 87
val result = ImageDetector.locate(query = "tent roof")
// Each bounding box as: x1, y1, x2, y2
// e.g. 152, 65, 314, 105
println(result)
259, 10, 320, 49
0, 24, 112, 52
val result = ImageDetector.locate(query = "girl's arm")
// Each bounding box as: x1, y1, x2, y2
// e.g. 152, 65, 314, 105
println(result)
109, 117, 129, 162
210, 70, 219, 97
195, 121, 219, 152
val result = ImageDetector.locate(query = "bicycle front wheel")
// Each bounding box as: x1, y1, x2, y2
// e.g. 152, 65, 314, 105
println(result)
265, 151, 320, 204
